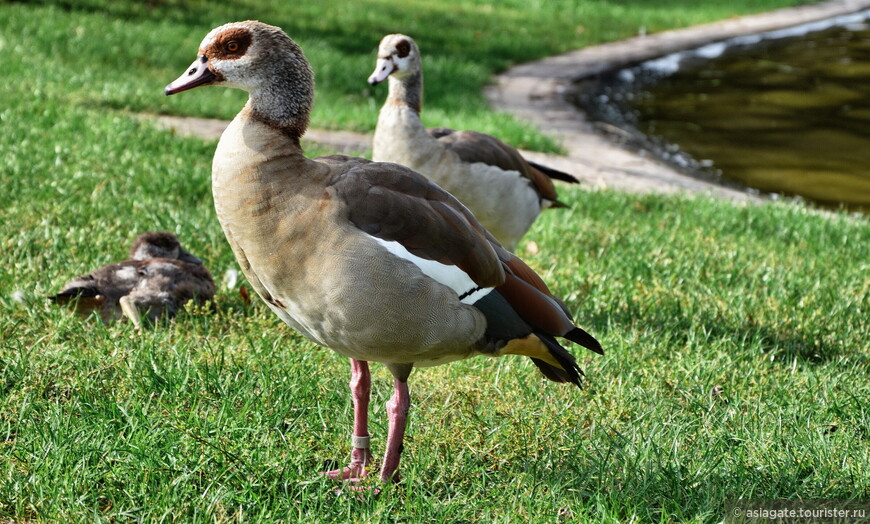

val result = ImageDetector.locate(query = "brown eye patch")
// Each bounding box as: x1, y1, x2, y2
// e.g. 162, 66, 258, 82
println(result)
395, 39, 411, 58
211, 27, 252, 60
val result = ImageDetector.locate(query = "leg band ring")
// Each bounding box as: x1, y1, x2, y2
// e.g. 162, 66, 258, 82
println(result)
351, 434, 371, 449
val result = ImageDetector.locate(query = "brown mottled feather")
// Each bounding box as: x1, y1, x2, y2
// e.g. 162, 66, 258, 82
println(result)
129, 232, 181, 258
50, 232, 214, 324
50, 258, 215, 322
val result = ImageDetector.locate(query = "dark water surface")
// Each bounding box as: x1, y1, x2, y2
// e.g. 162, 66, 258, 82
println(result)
574, 12, 870, 212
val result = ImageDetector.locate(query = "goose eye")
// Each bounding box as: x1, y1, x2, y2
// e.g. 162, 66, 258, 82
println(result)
226, 40, 240, 53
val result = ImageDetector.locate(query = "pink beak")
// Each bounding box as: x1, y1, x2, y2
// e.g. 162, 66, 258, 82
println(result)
367, 58, 395, 86
165, 55, 217, 95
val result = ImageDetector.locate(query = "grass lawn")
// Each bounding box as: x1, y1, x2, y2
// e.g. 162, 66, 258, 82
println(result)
2, 0, 869, 522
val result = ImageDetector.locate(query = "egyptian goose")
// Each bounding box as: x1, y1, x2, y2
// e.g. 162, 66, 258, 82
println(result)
368, 34, 579, 251
49, 232, 215, 329
165, 21, 602, 486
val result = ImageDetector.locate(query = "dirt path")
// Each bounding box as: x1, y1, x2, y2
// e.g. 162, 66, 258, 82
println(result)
148, 0, 870, 202
143, 113, 372, 154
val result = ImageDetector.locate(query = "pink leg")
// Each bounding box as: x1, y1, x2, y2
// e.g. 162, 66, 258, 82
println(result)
322, 359, 374, 481
380, 378, 410, 484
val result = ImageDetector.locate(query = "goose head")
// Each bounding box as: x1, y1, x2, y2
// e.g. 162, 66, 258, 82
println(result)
368, 34, 421, 86
165, 21, 314, 132
129, 231, 202, 264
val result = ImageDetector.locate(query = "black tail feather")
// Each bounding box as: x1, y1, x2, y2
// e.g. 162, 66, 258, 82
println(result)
48, 286, 101, 303
528, 160, 580, 184
534, 334, 584, 388
546, 198, 571, 209
531, 358, 570, 383
565, 326, 604, 355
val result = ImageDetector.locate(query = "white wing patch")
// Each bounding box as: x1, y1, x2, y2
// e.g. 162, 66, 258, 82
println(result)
113, 266, 139, 284
370, 236, 492, 304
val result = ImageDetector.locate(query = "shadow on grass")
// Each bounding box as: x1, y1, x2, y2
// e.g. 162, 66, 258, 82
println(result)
585, 298, 850, 366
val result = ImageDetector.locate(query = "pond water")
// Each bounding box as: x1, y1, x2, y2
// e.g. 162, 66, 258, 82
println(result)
572, 10, 870, 212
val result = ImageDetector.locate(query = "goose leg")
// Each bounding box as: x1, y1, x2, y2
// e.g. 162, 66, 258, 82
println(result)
380, 377, 410, 484
322, 358, 373, 481
119, 295, 143, 330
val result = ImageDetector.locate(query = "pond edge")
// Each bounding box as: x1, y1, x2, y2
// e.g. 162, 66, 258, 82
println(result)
486, 0, 870, 203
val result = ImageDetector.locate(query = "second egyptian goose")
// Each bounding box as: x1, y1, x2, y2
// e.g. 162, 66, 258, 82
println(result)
50, 232, 215, 329
165, 21, 602, 486
368, 34, 579, 251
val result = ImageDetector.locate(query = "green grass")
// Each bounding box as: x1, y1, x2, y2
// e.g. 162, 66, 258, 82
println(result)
2, 0, 869, 522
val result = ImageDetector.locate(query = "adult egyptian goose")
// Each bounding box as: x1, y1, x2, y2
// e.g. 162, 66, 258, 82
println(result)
165, 21, 602, 486
49, 231, 215, 329
367, 34, 579, 251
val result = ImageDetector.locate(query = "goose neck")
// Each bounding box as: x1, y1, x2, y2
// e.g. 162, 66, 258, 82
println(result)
247, 68, 314, 145
387, 70, 423, 114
